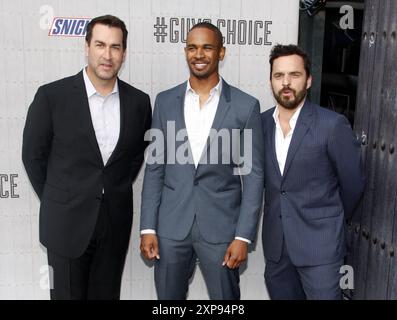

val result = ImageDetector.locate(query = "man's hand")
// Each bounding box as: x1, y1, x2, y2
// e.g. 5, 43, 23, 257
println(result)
222, 239, 248, 269
140, 234, 160, 260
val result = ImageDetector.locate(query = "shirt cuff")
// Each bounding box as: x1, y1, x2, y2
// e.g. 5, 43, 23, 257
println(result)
141, 229, 156, 235
235, 237, 251, 244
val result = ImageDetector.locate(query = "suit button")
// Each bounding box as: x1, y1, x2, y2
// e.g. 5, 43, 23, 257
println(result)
281, 191, 286, 195
194, 181, 199, 186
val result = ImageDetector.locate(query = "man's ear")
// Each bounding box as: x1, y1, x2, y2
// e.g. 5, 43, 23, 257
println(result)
219, 46, 226, 61
306, 75, 313, 90
85, 41, 90, 57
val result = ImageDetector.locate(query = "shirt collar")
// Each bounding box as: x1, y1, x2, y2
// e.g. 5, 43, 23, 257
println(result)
185, 77, 223, 97
83, 67, 119, 98
272, 99, 305, 130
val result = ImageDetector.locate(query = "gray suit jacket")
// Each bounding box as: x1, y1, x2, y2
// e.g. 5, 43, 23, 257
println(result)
261, 100, 365, 266
140, 79, 264, 243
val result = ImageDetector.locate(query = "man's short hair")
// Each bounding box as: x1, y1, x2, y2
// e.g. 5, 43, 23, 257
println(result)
188, 22, 224, 48
86, 15, 128, 50
269, 44, 311, 78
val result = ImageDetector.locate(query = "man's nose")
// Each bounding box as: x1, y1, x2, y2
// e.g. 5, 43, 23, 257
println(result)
195, 48, 204, 58
103, 47, 111, 59
282, 75, 290, 86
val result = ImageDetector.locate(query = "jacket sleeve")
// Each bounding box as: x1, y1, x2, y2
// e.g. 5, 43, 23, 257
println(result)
130, 94, 153, 182
22, 86, 53, 199
140, 95, 165, 231
327, 114, 365, 219
235, 100, 265, 241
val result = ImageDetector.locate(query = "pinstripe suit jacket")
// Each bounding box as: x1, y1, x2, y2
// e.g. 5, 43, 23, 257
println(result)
261, 100, 365, 266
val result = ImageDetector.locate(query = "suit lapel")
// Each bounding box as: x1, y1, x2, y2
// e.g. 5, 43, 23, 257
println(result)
265, 112, 282, 178
197, 79, 231, 166
282, 100, 314, 180
106, 79, 126, 167
73, 72, 103, 166
175, 82, 195, 170
175, 82, 188, 135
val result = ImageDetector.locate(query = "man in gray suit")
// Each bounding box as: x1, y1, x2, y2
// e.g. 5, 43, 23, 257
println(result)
140, 22, 264, 300
261, 44, 365, 300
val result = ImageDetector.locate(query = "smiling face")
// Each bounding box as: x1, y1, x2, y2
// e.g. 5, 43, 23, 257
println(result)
184, 27, 225, 81
85, 23, 126, 84
270, 54, 312, 110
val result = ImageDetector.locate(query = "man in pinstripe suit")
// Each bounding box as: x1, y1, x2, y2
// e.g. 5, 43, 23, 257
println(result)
261, 44, 365, 300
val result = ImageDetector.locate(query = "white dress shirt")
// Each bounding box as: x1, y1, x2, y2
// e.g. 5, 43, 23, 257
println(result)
142, 78, 250, 244
83, 67, 120, 165
184, 78, 222, 167
272, 103, 304, 175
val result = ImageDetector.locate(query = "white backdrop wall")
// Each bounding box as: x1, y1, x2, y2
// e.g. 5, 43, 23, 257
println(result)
0, 0, 299, 299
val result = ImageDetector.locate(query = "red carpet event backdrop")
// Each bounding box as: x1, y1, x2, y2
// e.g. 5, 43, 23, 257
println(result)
0, 0, 299, 299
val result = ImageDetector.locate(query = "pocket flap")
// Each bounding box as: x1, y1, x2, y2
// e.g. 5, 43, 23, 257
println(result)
42, 184, 69, 203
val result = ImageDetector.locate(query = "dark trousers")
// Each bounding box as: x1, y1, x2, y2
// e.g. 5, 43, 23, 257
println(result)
265, 239, 343, 300
47, 199, 128, 300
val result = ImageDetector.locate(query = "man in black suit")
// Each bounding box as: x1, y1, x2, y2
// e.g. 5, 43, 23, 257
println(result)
22, 15, 152, 299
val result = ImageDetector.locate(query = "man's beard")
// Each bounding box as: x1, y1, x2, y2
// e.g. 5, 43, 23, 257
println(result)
94, 66, 118, 81
190, 68, 210, 79
273, 86, 307, 110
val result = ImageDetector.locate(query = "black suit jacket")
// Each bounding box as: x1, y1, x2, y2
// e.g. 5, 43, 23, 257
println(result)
22, 71, 152, 258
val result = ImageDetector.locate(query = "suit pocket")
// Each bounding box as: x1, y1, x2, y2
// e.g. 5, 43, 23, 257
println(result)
299, 145, 325, 155
216, 187, 239, 193
163, 182, 175, 191
42, 183, 69, 204
302, 208, 342, 220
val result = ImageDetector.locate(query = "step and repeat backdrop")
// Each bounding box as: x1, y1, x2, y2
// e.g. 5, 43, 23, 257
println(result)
0, 0, 299, 299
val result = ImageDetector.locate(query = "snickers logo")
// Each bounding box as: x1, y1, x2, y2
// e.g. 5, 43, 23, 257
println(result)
49, 17, 91, 37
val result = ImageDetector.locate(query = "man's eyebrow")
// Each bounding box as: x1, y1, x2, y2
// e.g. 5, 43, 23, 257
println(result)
93, 40, 122, 46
